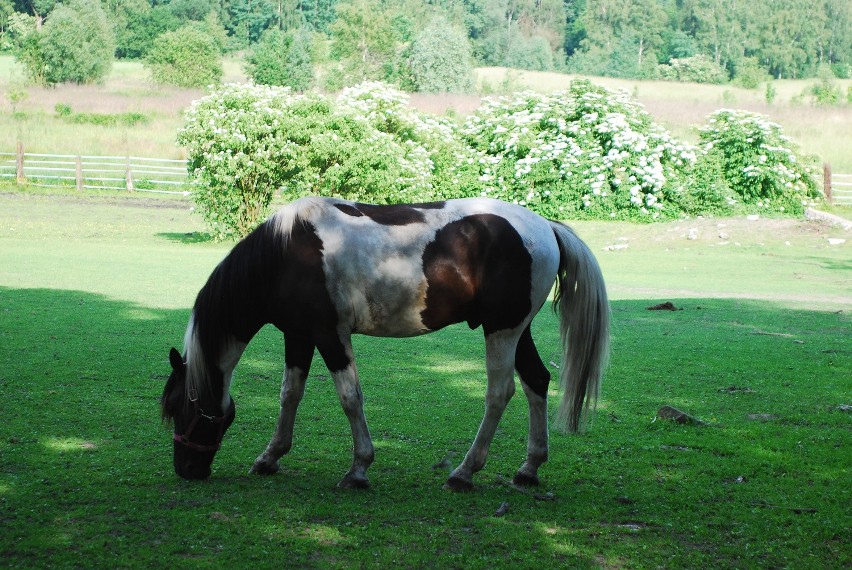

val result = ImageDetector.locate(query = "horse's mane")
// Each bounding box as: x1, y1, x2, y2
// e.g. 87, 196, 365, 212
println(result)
178, 197, 325, 405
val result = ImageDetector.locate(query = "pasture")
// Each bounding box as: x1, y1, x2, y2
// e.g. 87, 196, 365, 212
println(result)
0, 190, 849, 568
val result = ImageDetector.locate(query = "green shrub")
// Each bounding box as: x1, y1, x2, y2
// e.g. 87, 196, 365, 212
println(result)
54, 103, 72, 117
505, 34, 555, 72
16, 0, 114, 85
459, 80, 699, 221
245, 28, 314, 90
698, 109, 820, 214
733, 57, 769, 89
177, 82, 476, 239
808, 66, 842, 106
145, 25, 222, 88
659, 55, 727, 84
406, 18, 475, 93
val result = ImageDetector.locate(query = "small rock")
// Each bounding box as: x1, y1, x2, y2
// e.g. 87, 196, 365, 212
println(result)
827, 238, 846, 245
657, 405, 704, 425
687, 228, 698, 240
603, 243, 629, 251
647, 301, 681, 311
493, 502, 510, 517
747, 413, 776, 421
747, 214, 760, 221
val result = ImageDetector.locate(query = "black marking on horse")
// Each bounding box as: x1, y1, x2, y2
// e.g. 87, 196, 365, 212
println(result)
420, 214, 533, 334
515, 325, 551, 399
271, 220, 350, 373
334, 202, 446, 226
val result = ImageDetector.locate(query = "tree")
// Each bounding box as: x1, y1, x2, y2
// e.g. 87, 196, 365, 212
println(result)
245, 28, 314, 90
568, 0, 666, 77
145, 25, 222, 87
406, 17, 474, 92
115, 6, 182, 59
16, 0, 114, 84
328, 0, 398, 86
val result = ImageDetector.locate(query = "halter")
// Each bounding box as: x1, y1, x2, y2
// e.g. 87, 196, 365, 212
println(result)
172, 389, 228, 453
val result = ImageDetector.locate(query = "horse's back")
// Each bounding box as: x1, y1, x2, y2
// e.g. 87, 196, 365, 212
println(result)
273, 197, 560, 337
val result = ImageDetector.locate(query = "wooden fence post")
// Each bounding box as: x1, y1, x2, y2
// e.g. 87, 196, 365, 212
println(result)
75, 156, 83, 191
16, 141, 25, 184
823, 163, 832, 204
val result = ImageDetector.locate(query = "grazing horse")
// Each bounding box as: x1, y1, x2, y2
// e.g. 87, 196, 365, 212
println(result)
161, 196, 609, 491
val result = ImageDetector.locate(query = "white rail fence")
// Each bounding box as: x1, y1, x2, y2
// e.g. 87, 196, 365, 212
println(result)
823, 164, 852, 205
3, 146, 850, 205
0, 144, 191, 195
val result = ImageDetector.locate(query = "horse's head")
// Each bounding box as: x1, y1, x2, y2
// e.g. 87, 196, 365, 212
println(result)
161, 348, 235, 480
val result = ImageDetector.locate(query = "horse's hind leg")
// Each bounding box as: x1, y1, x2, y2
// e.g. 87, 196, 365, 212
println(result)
513, 325, 550, 486
447, 328, 520, 491
251, 336, 313, 475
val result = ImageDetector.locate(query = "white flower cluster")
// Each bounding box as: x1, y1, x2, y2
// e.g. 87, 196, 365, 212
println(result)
460, 81, 697, 219
698, 109, 818, 211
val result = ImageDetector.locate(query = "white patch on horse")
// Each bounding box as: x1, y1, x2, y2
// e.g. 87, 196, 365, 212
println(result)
218, 341, 246, 411
312, 203, 452, 337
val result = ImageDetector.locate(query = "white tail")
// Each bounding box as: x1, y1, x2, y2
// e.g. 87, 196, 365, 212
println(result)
549, 221, 610, 433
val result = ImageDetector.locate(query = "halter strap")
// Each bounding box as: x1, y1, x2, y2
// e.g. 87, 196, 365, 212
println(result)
173, 398, 228, 453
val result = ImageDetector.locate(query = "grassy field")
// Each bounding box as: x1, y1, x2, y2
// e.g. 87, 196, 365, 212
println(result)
0, 190, 849, 568
2, 55, 852, 171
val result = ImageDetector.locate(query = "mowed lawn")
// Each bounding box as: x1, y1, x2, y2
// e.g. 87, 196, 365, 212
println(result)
0, 190, 850, 568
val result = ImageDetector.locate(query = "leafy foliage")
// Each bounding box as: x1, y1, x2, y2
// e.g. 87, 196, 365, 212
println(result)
659, 55, 728, 84
406, 18, 474, 93
14, 0, 114, 85
245, 28, 314, 90
177, 81, 476, 239
698, 109, 820, 214
144, 25, 222, 88
179, 79, 824, 238
460, 80, 699, 221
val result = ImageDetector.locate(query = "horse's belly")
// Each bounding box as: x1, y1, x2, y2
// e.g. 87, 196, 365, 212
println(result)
349, 278, 433, 337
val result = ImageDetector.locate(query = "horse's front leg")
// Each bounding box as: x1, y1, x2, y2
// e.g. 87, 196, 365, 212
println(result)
251, 336, 313, 475
250, 365, 307, 474
331, 362, 375, 489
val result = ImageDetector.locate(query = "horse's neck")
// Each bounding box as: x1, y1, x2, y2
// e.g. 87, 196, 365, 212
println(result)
217, 340, 247, 409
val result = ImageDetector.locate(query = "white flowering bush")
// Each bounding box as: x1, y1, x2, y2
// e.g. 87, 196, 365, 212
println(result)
460, 80, 699, 220
698, 110, 820, 215
177, 83, 297, 239
178, 82, 478, 239
180, 80, 820, 238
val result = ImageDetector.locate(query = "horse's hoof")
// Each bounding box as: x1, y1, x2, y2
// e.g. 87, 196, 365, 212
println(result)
249, 460, 280, 475
338, 474, 370, 489
512, 471, 540, 487
444, 475, 474, 492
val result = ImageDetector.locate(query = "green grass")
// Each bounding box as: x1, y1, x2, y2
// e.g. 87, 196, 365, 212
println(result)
1, 190, 850, 568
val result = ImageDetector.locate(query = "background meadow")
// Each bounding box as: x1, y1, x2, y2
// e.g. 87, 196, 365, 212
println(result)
2, 55, 852, 173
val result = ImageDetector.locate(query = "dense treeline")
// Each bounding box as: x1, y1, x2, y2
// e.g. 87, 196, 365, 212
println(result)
1, 0, 850, 87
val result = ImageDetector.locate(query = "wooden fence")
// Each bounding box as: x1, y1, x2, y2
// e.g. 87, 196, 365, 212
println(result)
823, 164, 852, 205
0, 143, 191, 195
3, 145, 850, 205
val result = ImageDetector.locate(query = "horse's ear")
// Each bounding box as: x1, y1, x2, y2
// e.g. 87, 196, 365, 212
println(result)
169, 347, 184, 371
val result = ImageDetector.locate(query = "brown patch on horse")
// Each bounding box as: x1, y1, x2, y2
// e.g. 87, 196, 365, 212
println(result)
420, 214, 532, 333
334, 202, 446, 226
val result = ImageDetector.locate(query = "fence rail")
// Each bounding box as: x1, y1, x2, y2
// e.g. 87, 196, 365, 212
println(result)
822, 164, 852, 205
0, 144, 192, 195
